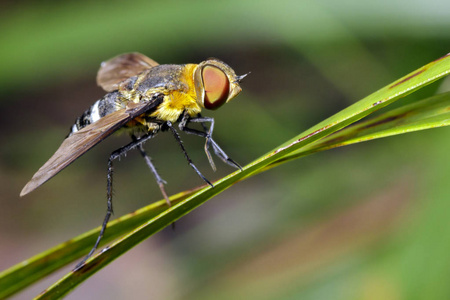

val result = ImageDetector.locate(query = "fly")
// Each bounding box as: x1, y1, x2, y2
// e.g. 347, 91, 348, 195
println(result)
20, 52, 247, 267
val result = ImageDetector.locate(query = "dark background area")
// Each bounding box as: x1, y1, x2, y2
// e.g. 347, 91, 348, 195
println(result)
1, 0, 450, 299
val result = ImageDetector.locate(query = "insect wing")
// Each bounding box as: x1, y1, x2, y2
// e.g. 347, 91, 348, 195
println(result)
20, 99, 161, 196
97, 52, 159, 92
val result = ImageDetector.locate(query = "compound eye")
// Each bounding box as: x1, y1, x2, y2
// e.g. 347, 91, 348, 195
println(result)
202, 65, 230, 109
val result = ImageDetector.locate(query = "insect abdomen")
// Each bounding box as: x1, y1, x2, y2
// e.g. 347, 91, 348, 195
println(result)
69, 91, 120, 135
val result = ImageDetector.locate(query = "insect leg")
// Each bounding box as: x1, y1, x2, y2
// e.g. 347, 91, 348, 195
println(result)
166, 121, 213, 187
179, 113, 216, 170
75, 132, 157, 270
130, 134, 171, 206
179, 113, 242, 171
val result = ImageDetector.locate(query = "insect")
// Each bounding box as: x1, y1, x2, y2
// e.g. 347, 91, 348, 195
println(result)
20, 52, 247, 266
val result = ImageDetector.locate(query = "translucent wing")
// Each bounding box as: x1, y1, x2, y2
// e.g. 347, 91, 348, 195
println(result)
20, 98, 162, 196
97, 52, 159, 92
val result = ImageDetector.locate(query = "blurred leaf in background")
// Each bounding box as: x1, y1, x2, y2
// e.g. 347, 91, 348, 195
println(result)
1, 0, 450, 299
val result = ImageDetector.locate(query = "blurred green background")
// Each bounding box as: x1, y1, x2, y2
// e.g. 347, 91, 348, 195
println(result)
1, 0, 450, 299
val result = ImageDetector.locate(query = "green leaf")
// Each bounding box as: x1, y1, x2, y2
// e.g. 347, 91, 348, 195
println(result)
0, 188, 199, 299
270, 91, 450, 168
2, 54, 450, 299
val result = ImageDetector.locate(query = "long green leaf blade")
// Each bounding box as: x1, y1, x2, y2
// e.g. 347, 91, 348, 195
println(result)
269, 91, 450, 167
30, 54, 450, 299
0, 188, 199, 299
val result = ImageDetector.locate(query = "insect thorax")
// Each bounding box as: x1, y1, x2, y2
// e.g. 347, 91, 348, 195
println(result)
132, 64, 201, 123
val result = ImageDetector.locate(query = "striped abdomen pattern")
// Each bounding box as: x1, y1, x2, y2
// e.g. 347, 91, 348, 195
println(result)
69, 91, 120, 135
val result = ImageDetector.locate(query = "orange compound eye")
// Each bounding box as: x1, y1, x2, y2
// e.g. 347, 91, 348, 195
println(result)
202, 65, 230, 110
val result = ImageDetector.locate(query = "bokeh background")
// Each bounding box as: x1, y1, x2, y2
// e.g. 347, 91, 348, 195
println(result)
1, 0, 450, 299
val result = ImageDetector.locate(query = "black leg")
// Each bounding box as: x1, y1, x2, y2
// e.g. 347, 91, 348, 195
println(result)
74, 131, 157, 270
179, 113, 216, 170
130, 134, 171, 207
179, 113, 242, 171
166, 121, 213, 187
